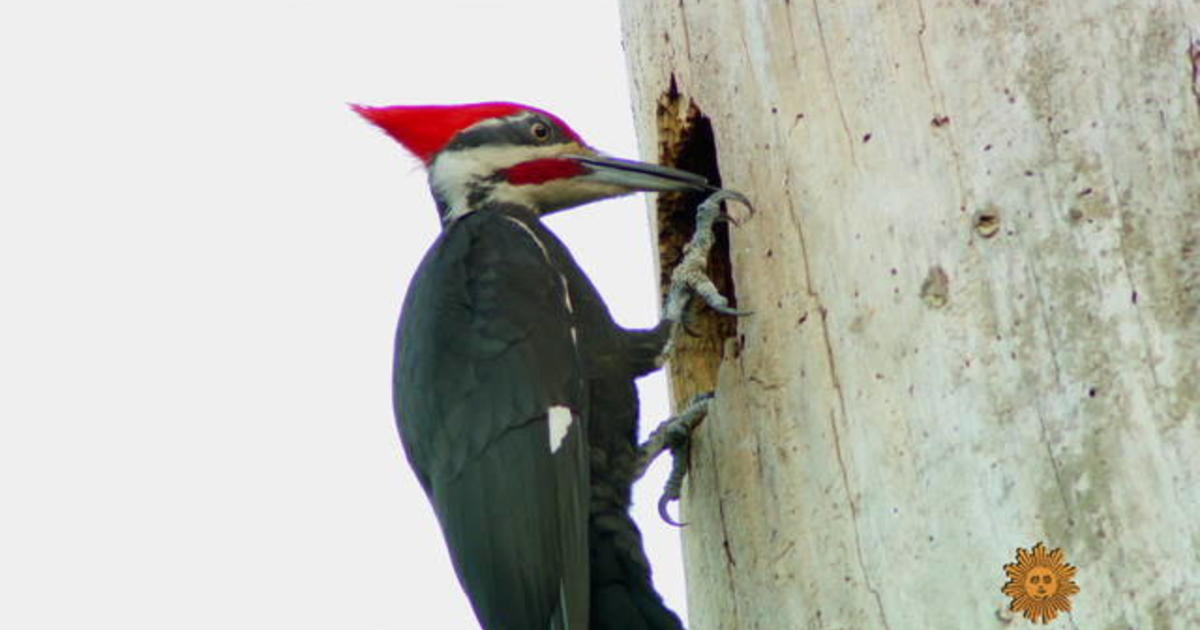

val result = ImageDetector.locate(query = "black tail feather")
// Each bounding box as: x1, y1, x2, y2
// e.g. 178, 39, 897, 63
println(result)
588, 512, 686, 630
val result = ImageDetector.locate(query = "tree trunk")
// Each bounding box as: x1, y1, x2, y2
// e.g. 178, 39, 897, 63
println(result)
619, 1, 1200, 627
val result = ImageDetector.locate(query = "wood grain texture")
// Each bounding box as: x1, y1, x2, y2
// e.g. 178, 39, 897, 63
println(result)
619, 1, 1200, 627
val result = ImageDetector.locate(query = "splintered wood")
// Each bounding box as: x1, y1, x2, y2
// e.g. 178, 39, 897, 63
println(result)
655, 78, 740, 409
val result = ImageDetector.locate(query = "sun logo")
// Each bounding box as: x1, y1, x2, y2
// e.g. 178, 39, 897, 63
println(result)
1001, 541, 1080, 624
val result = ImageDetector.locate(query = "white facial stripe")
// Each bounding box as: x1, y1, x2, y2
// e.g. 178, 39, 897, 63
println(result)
488, 176, 629, 214
430, 142, 585, 221
548, 405, 573, 453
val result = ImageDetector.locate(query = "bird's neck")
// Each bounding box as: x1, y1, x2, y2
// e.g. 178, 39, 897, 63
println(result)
434, 192, 543, 229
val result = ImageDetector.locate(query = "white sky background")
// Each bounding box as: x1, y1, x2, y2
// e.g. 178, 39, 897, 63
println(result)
0, 2, 688, 628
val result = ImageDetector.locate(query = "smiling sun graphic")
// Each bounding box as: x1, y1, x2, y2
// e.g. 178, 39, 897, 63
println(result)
1002, 542, 1080, 624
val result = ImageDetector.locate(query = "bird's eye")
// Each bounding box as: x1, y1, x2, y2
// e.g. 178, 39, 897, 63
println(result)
530, 121, 551, 141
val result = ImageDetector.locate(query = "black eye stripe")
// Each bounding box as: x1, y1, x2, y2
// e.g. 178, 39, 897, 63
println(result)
443, 113, 570, 153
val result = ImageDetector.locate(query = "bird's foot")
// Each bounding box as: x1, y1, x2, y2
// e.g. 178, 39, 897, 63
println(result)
658, 189, 753, 361
662, 189, 754, 324
634, 392, 713, 526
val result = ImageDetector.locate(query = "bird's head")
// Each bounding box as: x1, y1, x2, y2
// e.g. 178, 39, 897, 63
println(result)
352, 101, 712, 222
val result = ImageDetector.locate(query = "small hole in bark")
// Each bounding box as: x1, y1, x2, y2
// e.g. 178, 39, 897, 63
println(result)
974, 210, 1001, 238
920, 266, 950, 309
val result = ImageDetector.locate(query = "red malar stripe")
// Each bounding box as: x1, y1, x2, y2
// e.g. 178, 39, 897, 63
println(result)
504, 158, 587, 185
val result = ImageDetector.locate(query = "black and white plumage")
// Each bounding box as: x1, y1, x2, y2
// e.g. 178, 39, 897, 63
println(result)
396, 205, 592, 630
354, 101, 726, 630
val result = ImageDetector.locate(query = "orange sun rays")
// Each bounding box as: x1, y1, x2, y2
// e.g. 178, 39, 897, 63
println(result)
1002, 542, 1080, 624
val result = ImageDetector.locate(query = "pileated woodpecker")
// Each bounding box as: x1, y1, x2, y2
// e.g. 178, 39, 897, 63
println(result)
353, 102, 745, 630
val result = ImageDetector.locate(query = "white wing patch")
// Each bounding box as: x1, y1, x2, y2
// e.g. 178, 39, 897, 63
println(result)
548, 405, 573, 453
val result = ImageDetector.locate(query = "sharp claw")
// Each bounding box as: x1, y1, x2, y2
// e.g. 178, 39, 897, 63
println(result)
635, 392, 711, 526
694, 287, 748, 318
711, 304, 753, 317
712, 210, 741, 227
650, 392, 712, 526
707, 188, 754, 217
702, 189, 755, 228
657, 441, 689, 527
658, 492, 685, 527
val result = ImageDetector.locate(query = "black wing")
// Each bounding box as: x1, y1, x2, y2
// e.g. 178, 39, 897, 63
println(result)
394, 210, 589, 630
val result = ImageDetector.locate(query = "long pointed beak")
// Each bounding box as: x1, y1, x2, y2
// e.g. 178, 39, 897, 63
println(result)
566, 154, 714, 193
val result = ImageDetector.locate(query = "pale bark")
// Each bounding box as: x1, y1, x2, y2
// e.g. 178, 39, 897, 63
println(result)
619, 1, 1200, 627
